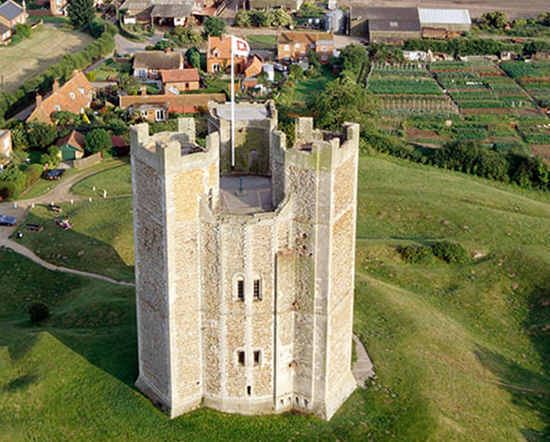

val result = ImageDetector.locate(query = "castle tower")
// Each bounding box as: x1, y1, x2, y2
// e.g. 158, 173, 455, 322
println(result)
131, 102, 361, 420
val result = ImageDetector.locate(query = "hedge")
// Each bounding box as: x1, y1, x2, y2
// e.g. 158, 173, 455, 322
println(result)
0, 163, 44, 200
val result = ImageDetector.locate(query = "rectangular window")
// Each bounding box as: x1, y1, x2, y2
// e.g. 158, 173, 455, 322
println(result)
247, 385, 252, 396
237, 278, 244, 301
253, 350, 261, 366
284, 45, 290, 51
238, 351, 245, 366
155, 109, 166, 121
253, 279, 261, 301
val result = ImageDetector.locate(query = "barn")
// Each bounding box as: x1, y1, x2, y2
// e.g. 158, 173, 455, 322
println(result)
366, 7, 421, 44
419, 8, 471, 38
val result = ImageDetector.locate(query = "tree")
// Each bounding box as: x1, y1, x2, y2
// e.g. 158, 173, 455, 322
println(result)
311, 73, 379, 131
185, 46, 201, 70
288, 63, 304, 79
26, 122, 57, 150
234, 10, 251, 27
513, 17, 527, 28
481, 11, 508, 29
84, 128, 112, 154
14, 23, 31, 38
203, 16, 225, 37
339, 44, 369, 75
67, 0, 95, 28
29, 301, 49, 323
271, 9, 293, 27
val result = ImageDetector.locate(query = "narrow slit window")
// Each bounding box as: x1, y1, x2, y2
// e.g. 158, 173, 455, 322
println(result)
253, 350, 261, 366
247, 385, 252, 396
253, 278, 261, 301
237, 277, 244, 301
237, 350, 245, 366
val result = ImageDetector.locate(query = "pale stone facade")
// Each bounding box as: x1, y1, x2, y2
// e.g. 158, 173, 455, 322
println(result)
131, 101, 360, 420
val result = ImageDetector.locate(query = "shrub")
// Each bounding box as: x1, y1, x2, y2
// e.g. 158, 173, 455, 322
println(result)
24, 163, 44, 186
85, 71, 96, 81
29, 301, 49, 323
432, 241, 469, 264
401, 245, 433, 264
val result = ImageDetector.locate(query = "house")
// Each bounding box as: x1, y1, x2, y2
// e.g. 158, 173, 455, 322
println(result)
26, 71, 94, 124
0, 22, 12, 44
0, 130, 12, 168
365, 7, 422, 43
206, 35, 248, 74
56, 130, 85, 161
51, 0, 103, 16
277, 31, 335, 64
161, 68, 200, 93
248, 0, 303, 12
0, 0, 26, 29
418, 8, 471, 38
244, 54, 263, 79
133, 49, 184, 81
119, 92, 225, 120
120, 0, 194, 25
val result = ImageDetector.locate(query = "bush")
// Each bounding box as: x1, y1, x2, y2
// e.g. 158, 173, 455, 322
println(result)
24, 163, 44, 186
432, 241, 469, 264
29, 301, 49, 323
401, 245, 433, 264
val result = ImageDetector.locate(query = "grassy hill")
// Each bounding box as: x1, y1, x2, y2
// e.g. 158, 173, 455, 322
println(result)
0, 155, 549, 441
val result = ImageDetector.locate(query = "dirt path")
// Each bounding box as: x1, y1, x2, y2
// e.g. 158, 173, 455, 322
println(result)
0, 160, 134, 287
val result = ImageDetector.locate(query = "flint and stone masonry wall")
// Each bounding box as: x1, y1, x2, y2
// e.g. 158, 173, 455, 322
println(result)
131, 102, 361, 420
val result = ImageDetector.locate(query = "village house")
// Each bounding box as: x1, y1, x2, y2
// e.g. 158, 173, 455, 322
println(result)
161, 68, 200, 93
243, 54, 263, 79
56, 130, 85, 161
26, 71, 94, 125
119, 91, 225, 121
120, 0, 196, 25
133, 49, 184, 81
0, 130, 12, 170
277, 30, 335, 64
206, 35, 248, 74
0, 0, 26, 44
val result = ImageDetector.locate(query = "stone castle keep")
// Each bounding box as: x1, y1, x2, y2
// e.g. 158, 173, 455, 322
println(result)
130, 101, 360, 420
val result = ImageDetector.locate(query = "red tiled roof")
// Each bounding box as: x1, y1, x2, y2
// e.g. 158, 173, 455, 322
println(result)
56, 130, 85, 151
27, 72, 93, 124
119, 92, 226, 112
278, 31, 333, 45
160, 68, 200, 83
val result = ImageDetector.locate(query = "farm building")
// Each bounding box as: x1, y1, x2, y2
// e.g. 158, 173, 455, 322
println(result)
247, 0, 303, 11
418, 8, 471, 39
365, 7, 421, 44
325, 8, 345, 34
56, 130, 85, 161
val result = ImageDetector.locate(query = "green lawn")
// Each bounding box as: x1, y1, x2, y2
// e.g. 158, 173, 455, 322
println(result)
0, 25, 93, 93
90, 58, 132, 81
246, 34, 277, 50
0, 154, 549, 440
72, 163, 132, 197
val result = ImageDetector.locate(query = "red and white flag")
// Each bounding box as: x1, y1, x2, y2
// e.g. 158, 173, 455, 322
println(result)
231, 35, 250, 57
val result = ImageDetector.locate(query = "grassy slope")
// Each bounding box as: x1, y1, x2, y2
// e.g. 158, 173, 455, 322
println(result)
1, 155, 549, 440
0, 26, 93, 94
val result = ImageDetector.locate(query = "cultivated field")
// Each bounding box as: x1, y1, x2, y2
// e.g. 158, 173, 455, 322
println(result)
1, 155, 550, 441
352, 0, 550, 19
0, 25, 93, 94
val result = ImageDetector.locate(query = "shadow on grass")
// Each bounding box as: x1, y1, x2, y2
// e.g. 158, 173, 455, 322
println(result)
473, 281, 550, 441
1, 374, 39, 392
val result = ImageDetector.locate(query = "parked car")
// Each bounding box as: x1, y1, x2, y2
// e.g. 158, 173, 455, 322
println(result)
0, 214, 17, 226
46, 169, 66, 180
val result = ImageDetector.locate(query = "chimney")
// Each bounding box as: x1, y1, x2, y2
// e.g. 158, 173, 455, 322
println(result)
72, 69, 79, 78
140, 85, 147, 96
52, 80, 59, 94
35, 93, 42, 108
165, 47, 172, 54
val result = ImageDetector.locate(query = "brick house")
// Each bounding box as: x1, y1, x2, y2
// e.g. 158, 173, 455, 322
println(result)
277, 30, 335, 64
0, 0, 26, 44
133, 49, 184, 81
56, 130, 85, 161
206, 35, 247, 74
26, 71, 94, 124
161, 68, 200, 93
244, 54, 263, 79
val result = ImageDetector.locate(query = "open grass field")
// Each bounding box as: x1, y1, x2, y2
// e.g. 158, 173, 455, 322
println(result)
0, 25, 93, 94
1, 155, 550, 440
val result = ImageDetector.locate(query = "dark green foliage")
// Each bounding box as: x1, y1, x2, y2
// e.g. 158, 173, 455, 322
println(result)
185, 46, 201, 70
88, 17, 118, 38
29, 301, 50, 323
368, 42, 403, 63
14, 23, 31, 38
480, 10, 509, 29
234, 9, 292, 27
507, 153, 550, 189
432, 241, 469, 264
339, 44, 369, 75
168, 26, 202, 47
26, 122, 58, 150
401, 245, 434, 264
234, 9, 251, 27
288, 63, 303, 79
203, 16, 225, 37
84, 128, 111, 154
432, 141, 508, 181
404, 38, 522, 57
67, 0, 95, 28
312, 73, 379, 131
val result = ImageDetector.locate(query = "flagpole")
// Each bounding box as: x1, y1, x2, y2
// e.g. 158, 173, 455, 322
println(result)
231, 36, 235, 169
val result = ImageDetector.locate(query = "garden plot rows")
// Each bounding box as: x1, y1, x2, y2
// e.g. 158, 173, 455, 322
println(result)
367, 63, 458, 117
501, 61, 550, 109
429, 60, 538, 116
